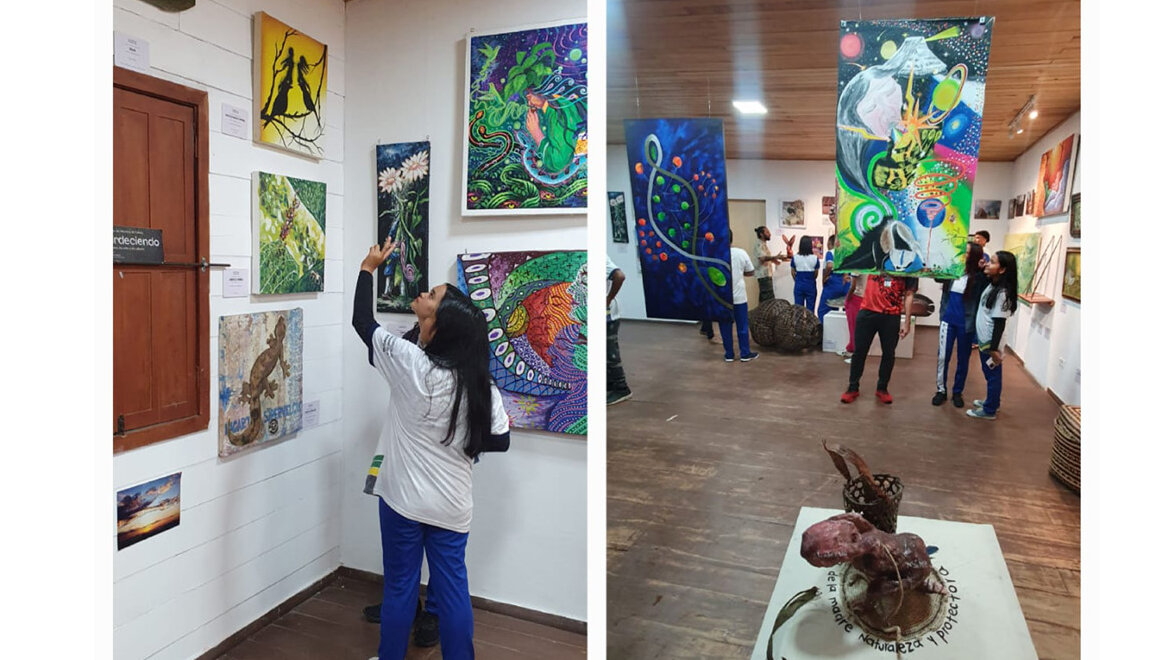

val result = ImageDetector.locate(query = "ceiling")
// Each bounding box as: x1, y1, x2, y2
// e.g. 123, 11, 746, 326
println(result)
607, 0, 1080, 162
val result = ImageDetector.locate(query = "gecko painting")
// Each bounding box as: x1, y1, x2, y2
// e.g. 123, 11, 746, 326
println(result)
624, 117, 734, 322
253, 12, 327, 158
376, 141, 430, 312
253, 171, 326, 294
218, 309, 304, 457
463, 20, 588, 215
834, 18, 994, 278
117, 472, 181, 550
457, 251, 587, 435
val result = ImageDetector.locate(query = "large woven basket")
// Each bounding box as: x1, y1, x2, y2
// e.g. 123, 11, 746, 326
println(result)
748, 299, 822, 351
1049, 405, 1080, 494
823, 442, 903, 533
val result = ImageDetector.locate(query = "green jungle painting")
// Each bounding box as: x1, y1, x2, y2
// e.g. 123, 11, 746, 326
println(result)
253, 172, 326, 294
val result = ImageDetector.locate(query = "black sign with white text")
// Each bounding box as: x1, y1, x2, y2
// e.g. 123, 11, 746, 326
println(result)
114, 226, 164, 264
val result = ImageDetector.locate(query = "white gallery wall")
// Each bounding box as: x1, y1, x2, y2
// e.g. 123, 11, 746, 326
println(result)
112, 1, 347, 659
342, 0, 588, 621
606, 144, 1014, 328
1002, 111, 1081, 405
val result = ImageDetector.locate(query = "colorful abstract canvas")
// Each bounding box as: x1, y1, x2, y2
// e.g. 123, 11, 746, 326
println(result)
834, 18, 994, 277
376, 142, 430, 313
780, 200, 805, 227
609, 191, 629, 243
973, 199, 1001, 219
822, 196, 836, 216
1062, 248, 1080, 303
463, 21, 588, 215
806, 236, 825, 257
1002, 233, 1040, 298
1033, 134, 1078, 217
1070, 193, 1081, 237
253, 12, 327, 158
218, 309, 304, 456
624, 118, 734, 321
456, 251, 587, 435
117, 473, 180, 550
253, 172, 326, 294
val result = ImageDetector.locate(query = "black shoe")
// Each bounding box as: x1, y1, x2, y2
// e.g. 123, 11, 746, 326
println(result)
951, 393, 964, 408
363, 603, 381, 624
414, 610, 440, 647
931, 392, 947, 406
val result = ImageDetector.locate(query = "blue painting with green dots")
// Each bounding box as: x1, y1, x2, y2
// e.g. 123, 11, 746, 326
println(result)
624, 118, 734, 321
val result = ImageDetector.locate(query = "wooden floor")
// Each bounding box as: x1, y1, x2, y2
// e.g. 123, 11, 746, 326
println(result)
607, 321, 1079, 659
217, 575, 586, 659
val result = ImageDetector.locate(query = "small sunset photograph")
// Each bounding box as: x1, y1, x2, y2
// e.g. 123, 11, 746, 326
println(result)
116, 473, 181, 550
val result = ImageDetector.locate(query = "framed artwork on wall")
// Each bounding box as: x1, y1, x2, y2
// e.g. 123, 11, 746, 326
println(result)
218, 309, 304, 457
1069, 193, 1081, 237
1002, 232, 1041, 299
833, 17, 993, 278
252, 172, 326, 294
609, 191, 629, 243
1062, 248, 1081, 303
1033, 134, 1079, 217
973, 199, 1001, 220
456, 251, 587, 435
253, 12, 327, 158
376, 141, 430, 313
624, 117, 734, 321
780, 199, 805, 227
462, 20, 588, 215
116, 473, 181, 550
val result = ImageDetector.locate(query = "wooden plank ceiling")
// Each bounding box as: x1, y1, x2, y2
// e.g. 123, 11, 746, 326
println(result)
607, 0, 1080, 161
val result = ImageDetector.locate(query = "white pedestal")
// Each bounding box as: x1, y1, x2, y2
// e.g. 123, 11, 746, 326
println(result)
823, 310, 850, 353
752, 507, 1038, 659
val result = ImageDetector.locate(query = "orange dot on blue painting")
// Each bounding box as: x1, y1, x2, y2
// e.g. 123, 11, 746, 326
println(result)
693, 174, 699, 181
705, 232, 714, 242
678, 263, 687, 273
672, 156, 682, 168
638, 218, 646, 226
660, 253, 667, 261
656, 241, 662, 248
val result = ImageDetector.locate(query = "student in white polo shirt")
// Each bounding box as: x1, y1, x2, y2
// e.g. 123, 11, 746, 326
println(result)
718, 229, 759, 362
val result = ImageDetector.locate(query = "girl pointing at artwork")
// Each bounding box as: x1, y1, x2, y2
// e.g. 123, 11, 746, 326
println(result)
353, 239, 510, 660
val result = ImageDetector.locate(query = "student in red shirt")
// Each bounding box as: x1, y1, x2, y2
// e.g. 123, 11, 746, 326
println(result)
840, 273, 917, 404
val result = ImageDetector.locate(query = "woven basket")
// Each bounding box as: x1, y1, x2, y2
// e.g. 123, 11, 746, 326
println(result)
844, 474, 904, 534
823, 442, 903, 533
748, 299, 822, 351
1048, 405, 1080, 494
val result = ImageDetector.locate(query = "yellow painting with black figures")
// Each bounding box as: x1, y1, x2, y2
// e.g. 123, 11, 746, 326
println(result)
254, 12, 327, 157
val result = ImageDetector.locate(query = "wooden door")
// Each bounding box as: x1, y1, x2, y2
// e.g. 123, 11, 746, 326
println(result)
113, 67, 209, 452
729, 200, 766, 310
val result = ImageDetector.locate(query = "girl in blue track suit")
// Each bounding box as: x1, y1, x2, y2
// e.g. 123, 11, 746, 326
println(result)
932, 242, 985, 408
353, 239, 511, 660
818, 235, 851, 323
791, 236, 820, 313
968, 250, 1019, 421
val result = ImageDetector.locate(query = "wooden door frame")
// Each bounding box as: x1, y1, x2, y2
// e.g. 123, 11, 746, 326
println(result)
114, 66, 210, 453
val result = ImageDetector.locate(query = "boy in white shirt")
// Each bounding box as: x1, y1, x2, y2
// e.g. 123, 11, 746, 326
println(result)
719, 229, 759, 362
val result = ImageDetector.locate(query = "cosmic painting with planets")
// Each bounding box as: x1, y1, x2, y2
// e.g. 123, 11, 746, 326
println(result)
834, 18, 994, 279
624, 118, 734, 322
457, 251, 587, 435
462, 21, 588, 215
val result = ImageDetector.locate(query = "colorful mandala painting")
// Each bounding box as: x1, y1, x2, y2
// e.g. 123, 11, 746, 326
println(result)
456, 251, 587, 435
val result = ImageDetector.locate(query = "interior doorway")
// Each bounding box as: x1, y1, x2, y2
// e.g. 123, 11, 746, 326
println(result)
728, 199, 767, 310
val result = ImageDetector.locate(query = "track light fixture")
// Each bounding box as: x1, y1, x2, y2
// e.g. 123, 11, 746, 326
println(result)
1007, 94, 1038, 138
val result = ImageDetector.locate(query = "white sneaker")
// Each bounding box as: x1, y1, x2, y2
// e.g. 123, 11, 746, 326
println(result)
843, 357, 852, 364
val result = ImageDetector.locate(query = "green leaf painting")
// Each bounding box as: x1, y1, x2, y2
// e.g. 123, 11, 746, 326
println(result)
253, 172, 327, 294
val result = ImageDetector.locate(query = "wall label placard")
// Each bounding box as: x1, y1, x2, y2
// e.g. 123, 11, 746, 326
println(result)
114, 32, 150, 73
223, 268, 249, 297
114, 226, 164, 264
221, 103, 248, 139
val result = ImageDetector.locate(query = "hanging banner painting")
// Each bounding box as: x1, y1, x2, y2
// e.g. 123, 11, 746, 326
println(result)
253, 12, 327, 158
253, 172, 326, 294
609, 191, 629, 243
1033, 134, 1078, 217
624, 118, 734, 321
834, 17, 994, 278
456, 251, 587, 435
463, 20, 588, 215
218, 309, 304, 457
1001, 232, 1040, 299
376, 141, 430, 313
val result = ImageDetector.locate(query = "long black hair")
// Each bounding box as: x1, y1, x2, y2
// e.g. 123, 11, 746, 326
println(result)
985, 250, 1018, 315
963, 241, 985, 301
421, 284, 493, 459
798, 235, 814, 256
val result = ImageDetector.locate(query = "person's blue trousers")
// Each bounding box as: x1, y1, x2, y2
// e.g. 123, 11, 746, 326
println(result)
794, 282, 817, 312
979, 353, 1003, 415
718, 302, 751, 359
378, 499, 473, 660
936, 323, 974, 395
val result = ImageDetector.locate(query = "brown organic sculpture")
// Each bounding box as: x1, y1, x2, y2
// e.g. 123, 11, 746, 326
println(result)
748, 299, 822, 351
801, 512, 946, 617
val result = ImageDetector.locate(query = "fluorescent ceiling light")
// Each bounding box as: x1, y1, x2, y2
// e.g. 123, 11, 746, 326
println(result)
733, 100, 767, 115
